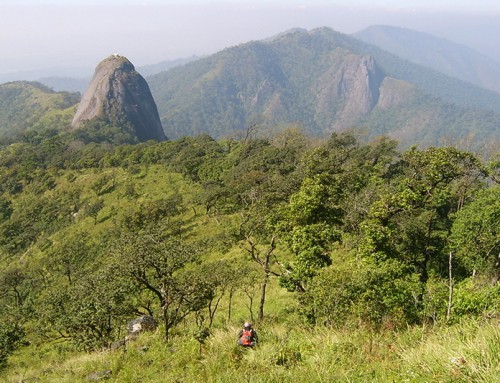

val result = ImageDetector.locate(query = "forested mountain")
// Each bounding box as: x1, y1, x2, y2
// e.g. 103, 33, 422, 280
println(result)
148, 27, 500, 149
0, 26, 498, 382
353, 25, 500, 94
2, 28, 500, 151
0, 81, 79, 142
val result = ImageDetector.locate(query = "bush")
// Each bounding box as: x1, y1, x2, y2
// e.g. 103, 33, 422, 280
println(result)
0, 322, 25, 368
452, 277, 499, 319
302, 257, 421, 328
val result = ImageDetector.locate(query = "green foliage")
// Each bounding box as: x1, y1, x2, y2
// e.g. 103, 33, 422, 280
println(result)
421, 274, 449, 324
0, 196, 13, 223
0, 191, 75, 253
85, 199, 104, 225
35, 267, 133, 351
302, 257, 420, 328
121, 194, 186, 230
70, 117, 138, 145
0, 81, 78, 142
115, 223, 212, 341
279, 223, 336, 292
46, 231, 96, 284
450, 186, 500, 278
452, 278, 500, 319
0, 124, 497, 381
359, 146, 485, 282
0, 322, 24, 368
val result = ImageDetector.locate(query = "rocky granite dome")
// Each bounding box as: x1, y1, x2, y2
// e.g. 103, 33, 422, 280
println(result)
72, 54, 166, 142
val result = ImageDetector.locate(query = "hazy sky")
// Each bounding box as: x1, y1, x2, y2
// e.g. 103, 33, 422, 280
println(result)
1, 0, 499, 76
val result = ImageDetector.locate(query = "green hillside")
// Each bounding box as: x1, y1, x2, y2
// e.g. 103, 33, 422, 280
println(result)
0, 81, 79, 142
148, 27, 500, 149
0, 129, 498, 381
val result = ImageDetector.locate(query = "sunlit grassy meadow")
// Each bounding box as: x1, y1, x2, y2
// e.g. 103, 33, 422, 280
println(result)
3, 286, 498, 383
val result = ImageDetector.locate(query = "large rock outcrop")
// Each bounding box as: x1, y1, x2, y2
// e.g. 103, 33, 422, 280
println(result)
71, 54, 166, 142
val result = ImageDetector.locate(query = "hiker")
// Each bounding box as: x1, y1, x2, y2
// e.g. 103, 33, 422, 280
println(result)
237, 322, 258, 347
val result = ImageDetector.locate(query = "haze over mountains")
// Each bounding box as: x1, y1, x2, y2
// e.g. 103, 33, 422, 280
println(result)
0, 57, 200, 94
353, 25, 500, 94
1, 26, 499, 150
147, 27, 500, 148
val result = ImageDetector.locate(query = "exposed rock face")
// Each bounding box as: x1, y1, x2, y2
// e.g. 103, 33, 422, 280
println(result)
72, 54, 166, 142
332, 55, 385, 130
313, 54, 385, 132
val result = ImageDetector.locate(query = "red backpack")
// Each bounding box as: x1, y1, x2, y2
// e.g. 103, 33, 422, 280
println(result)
240, 329, 253, 346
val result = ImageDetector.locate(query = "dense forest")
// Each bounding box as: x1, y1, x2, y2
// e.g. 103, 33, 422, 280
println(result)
0, 122, 498, 381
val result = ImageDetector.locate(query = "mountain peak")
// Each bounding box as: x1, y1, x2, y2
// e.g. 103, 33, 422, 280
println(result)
98, 54, 135, 72
71, 54, 166, 142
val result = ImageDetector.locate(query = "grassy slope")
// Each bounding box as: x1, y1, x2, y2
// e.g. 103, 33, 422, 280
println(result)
1, 159, 498, 382
0, 81, 79, 140
4, 316, 499, 382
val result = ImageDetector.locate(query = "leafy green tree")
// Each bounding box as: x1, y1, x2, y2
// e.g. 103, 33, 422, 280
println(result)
275, 176, 340, 292
86, 199, 104, 225
0, 266, 30, 310
302, 257, 420, 327
358, 146, 486, 319
91, 173, 114, 196
116, 226, 212, 342
0, 186, 78, 254
276, 133, 399, 293
451, 277, 500, 319
450, 186, 499, 280
194, 180, 230, 216
0, 197, 13, 223
71, 117, 138, 145
35, 267, 133, 350
121, 194, 185, 230
360, 147, 484, 269
47, 232, 96, 284
0, 321, 24, 369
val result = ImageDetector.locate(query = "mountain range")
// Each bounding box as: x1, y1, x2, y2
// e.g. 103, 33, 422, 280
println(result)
1, 26, 499, 149
147, 27, 500, 148
353, 25, 500, 95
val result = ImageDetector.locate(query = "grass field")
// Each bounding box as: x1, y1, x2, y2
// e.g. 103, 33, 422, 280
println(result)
3, 315, 498, 382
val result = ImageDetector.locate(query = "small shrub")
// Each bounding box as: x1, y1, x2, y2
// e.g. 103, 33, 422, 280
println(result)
452, 278, 500, 319
0, 322, 25, 368
275, 346, 302, 367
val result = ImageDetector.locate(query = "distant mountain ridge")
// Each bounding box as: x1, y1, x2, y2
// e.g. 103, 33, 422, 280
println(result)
0, 57, 200, 94
0, 81, 79, 142
1, 27, 500, 150
148, 27, 500, 149
353, 25, 500, 95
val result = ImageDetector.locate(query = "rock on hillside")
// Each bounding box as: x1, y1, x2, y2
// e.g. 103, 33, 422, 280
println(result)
72, 54, 166, 142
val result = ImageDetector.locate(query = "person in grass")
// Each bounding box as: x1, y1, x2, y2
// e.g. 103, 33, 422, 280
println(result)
237, 322, 258, 347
